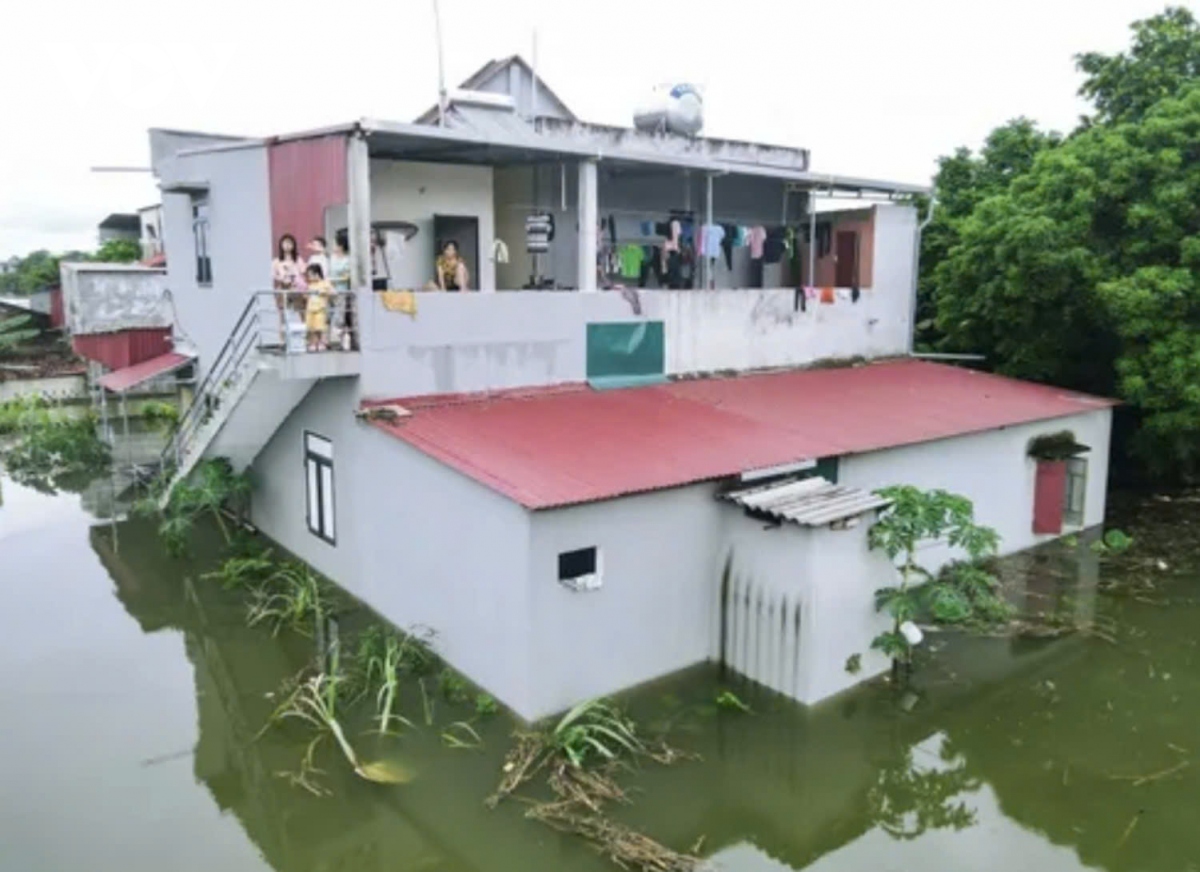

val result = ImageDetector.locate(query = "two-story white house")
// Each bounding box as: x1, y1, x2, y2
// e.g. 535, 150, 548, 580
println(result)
145, 56, 1114, 721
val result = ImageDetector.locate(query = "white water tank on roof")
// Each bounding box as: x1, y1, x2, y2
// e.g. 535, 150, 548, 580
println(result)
634, 84, 704, 137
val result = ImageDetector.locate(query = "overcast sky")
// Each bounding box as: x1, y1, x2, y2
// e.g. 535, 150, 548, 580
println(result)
1, 0, 1188, 258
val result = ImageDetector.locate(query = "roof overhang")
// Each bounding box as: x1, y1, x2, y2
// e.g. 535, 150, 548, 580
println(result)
161, 116, 928, 196
357, 118, 928, 194
160, 180, 211, 195
723, 476, 893, 527
98, 351, 194, 394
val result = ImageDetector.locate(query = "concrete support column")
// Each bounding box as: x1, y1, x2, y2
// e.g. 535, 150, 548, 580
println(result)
347, 131, 372, 291
704, 173, 714, 289
576, 159, 598, 292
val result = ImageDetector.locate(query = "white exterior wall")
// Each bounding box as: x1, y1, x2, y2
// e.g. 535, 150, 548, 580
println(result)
526, 485, 723, 719
368, 160, 496, 292
356, 288, 635, 397
720, 511, 895, 705
158, 144, 273, 377
839, 408, 1113, 570
355, 280, 911, 399
58, 264, 169, 336
250, 379, 535, 717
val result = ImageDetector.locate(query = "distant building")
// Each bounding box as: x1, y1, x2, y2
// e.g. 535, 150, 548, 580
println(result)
137, 204, 165, 264
97, 213, 142, 244
123, 55, 1113, 721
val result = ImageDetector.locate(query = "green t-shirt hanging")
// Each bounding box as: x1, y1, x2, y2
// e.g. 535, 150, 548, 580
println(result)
619, 244, 645, 279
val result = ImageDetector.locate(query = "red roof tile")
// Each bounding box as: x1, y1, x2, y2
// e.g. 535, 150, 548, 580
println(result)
367, 360, 1115, 510
97, 351, 193, 393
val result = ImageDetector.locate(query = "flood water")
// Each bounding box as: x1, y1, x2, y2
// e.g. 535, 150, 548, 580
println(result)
2, 471, 1198, 872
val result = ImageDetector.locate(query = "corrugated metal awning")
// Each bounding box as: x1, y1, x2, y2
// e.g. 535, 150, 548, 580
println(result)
97, 351, 194, 393
722, 477, 892, 527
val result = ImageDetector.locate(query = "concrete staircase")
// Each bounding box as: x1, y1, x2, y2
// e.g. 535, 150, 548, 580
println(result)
158, 291, 359, 506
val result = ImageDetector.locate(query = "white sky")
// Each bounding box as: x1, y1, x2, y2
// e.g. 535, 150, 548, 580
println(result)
0, 0, 1189, 258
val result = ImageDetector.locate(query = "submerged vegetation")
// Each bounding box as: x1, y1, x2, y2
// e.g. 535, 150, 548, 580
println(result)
136, 458, 253, 555
488, 698, 701, 871
0, 396, 109, 491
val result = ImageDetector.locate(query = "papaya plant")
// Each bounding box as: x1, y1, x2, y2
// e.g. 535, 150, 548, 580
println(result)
869, 486, 1009, 678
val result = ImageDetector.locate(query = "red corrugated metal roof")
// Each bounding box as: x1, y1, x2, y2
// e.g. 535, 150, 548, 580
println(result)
98, 351, 193, 393
367, 360, 1116, 510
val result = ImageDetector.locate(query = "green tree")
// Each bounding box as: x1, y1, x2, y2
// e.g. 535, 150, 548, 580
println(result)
916, 119, 1060, 349
93, 238, 142, 263
14, 250, 62, 295
924, 7, 1200, 480
936, 85, 1200, 475
1076, 6, 1200, 127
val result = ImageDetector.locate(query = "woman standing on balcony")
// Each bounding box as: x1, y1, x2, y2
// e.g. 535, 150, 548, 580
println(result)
329, 231, 353, 350
435, 240, 469, 292
273, 234, 306, 347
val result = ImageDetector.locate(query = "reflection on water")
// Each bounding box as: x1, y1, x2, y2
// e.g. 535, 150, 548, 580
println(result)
1, 475, 1197, 872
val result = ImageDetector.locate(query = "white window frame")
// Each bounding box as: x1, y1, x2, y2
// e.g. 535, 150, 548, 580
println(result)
557, 546, 602, 592
191, 195, 212, 286
1063, 456, 1088, 528
304, 431, 335, 545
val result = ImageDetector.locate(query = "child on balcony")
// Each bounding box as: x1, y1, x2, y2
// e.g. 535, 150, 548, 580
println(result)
304, 263, 333, 352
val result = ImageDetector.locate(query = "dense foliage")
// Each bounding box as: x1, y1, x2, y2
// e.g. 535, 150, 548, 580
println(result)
921, 7, 1200, 481
0, 397, 110, 492
0, 238, 142, 296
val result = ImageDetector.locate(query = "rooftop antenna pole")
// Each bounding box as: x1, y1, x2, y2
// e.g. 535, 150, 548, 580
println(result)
531, 28, 539, 121
433, 0, 448, 127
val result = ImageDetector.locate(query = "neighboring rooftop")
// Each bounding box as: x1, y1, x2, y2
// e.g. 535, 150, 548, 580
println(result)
98, 213, 141, 234
414, 54, 577, 124
366, 360, 1116, 510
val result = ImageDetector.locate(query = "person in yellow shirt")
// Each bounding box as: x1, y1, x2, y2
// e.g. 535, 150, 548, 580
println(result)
304, 264, 333, 351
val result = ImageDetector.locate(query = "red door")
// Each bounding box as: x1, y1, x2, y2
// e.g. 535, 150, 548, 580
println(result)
1033, 460, 1067, 534
835, 231, 859, 287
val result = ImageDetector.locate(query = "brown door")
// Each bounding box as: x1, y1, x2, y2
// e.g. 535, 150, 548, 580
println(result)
835, 230, 859, 287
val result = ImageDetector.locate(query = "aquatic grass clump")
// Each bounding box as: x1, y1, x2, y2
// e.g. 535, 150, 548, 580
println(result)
268, 669, 411, 786
247, 562, 335, 636
441, 721, 483, 750
202, 548, 275, 590
263, 643, 413, 789
549, 699, 644, 769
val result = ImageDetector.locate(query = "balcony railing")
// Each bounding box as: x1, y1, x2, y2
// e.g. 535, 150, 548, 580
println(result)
259, 290, 360, 355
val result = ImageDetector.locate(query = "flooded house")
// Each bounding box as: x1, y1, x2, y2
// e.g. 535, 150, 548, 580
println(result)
139, 56, 1114, 721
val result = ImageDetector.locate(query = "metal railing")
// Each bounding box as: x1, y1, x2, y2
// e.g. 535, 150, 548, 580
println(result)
160, 290, 359, 472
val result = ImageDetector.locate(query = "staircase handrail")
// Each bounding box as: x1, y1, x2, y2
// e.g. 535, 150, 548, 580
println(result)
160, 291, 266, 470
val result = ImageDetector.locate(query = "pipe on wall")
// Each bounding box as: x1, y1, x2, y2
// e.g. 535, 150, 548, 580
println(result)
907, 193, 938, 355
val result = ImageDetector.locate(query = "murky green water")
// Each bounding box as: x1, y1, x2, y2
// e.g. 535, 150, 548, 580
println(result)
2, 473, 1198, 872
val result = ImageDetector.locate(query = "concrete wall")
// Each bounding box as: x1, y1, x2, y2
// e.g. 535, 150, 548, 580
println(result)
249, 379, 364, 587
58, 264, 169, 335
368, 160, 496, 292
720, 510, 895, 705
840, 408, 1113, 570
355, 288, 634, 397
526, 484, 723, 718
355, 275, 911, 399
250, 379, 536, 717
159, 145, 273, 377
0, 374, 87, 402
